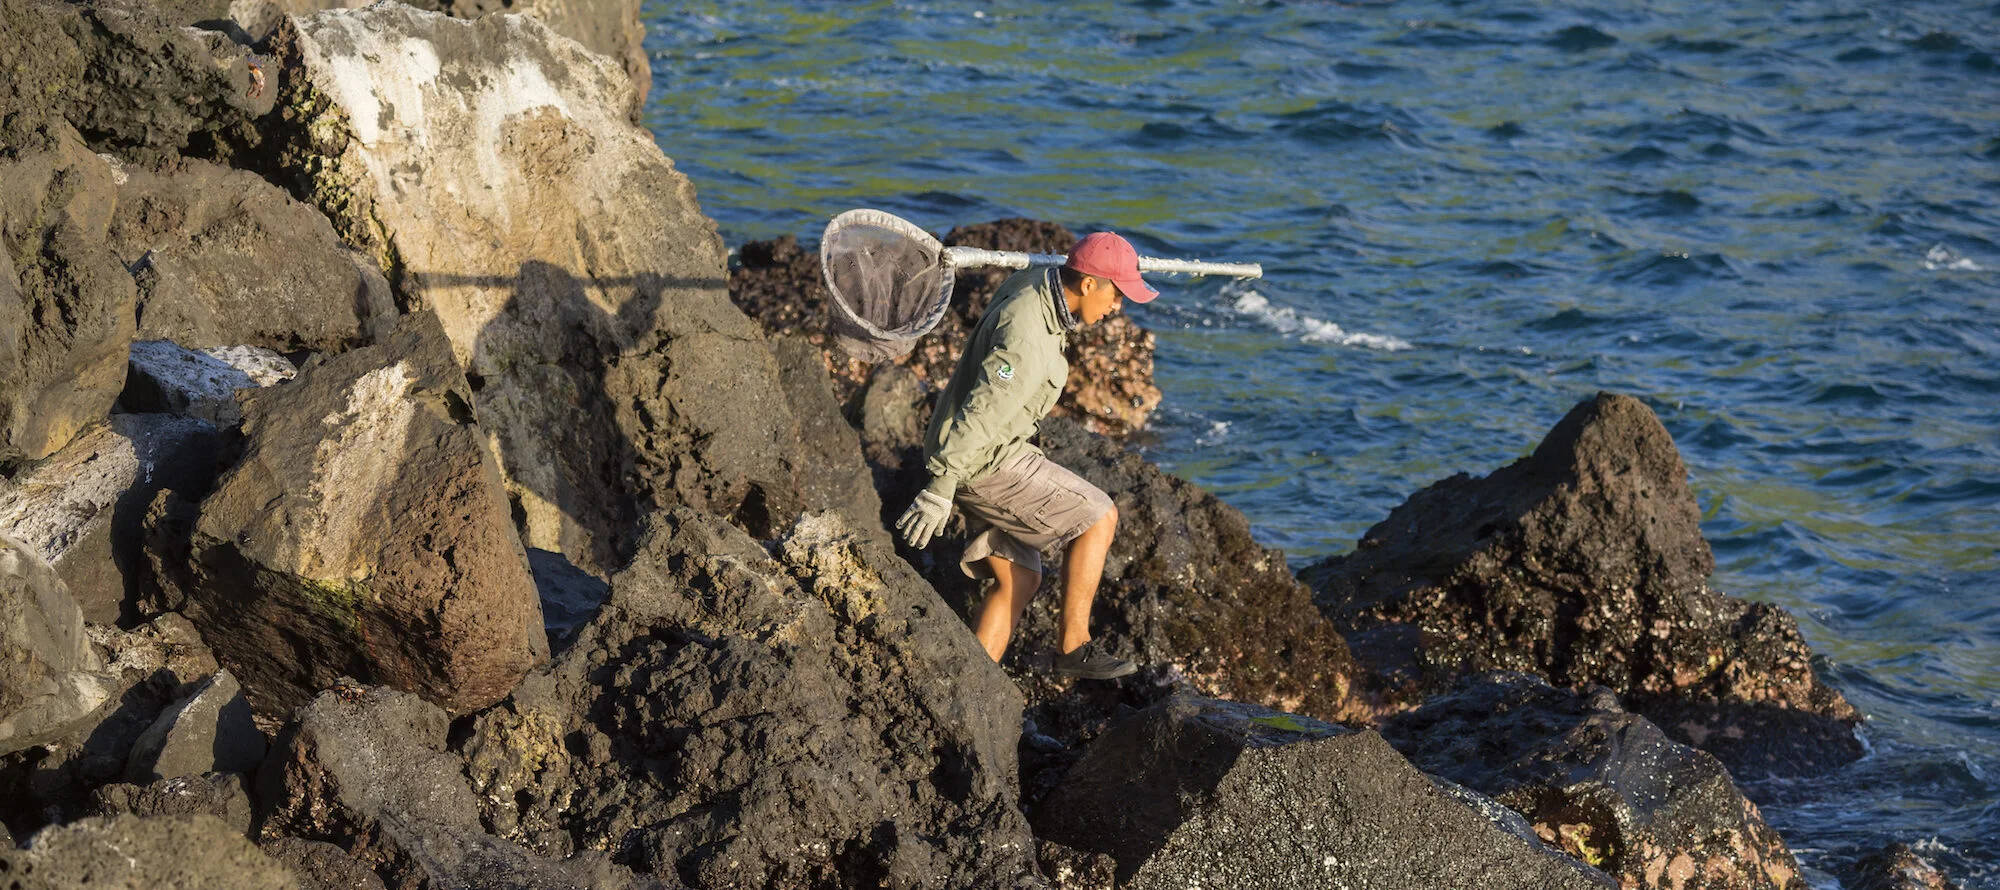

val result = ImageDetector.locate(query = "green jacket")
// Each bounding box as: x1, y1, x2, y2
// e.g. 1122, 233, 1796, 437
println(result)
924, 268, 1070, 497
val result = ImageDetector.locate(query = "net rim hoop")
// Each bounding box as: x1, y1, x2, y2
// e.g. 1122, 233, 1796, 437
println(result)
820, 209, 955, 343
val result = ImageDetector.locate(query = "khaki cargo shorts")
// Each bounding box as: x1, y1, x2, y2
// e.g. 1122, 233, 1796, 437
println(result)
955, 450, 1115, 579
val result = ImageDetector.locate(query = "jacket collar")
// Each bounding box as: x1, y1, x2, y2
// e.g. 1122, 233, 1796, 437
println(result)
1043, 267, 1079, 333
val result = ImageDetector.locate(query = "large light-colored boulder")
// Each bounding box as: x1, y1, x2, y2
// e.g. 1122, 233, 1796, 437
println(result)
267, 5, 861, 576
0, 415, 224, 624
0, 538, 121, 757
168, 311, 547, 715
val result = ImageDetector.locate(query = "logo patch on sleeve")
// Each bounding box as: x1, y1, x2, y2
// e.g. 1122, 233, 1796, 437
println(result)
997, 364, 1015, 380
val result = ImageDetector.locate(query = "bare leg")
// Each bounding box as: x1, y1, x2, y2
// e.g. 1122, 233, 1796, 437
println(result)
1058, 506, 1118, 655
974, 555, 1042, 663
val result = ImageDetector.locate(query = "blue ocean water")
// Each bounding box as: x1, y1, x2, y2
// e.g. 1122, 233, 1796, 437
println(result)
639, 1, 2000, 883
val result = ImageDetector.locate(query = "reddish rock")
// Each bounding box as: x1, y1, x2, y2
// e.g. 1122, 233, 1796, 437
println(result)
1302, 392, 1861, 778
162, 311, 546, 715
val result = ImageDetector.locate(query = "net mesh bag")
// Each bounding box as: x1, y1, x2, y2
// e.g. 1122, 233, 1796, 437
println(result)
820, 209, 953, 362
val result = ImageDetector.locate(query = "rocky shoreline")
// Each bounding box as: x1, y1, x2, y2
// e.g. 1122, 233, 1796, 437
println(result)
0, 1, 1960, 888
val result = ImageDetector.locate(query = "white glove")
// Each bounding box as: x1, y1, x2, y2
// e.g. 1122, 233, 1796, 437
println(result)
897, 489, 954, 550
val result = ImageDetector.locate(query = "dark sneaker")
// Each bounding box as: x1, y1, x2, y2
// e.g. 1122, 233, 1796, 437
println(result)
1053, 640, 1137, 680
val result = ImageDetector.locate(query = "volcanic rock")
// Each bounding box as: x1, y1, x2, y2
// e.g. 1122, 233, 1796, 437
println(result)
161, 310, 546, 715
0, 119, 136, 469
0, 813, 296, 890
260, 836, 391, 890
266, 4, 844, 573
460, 508, 1038, 889
0, 539, 121, 758
120, 341, 297, 426
122, 668, 264, 783
260, 836, 388, 888
1302, 392, 1861, 777
107, 159, 397, 354
0, 613, 220, 835
256, 684, 671, 890
86, 773, 256, 838
1845, 842, 1962, 890
1035, 695, 1613, 889
0, 414, 224, 625
0, 0, 272, 166
729, 219, 1163, 438
1382, 672, 1802, 890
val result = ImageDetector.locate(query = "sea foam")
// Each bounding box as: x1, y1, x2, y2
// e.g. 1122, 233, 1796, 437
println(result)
1232, 290, 1413, 351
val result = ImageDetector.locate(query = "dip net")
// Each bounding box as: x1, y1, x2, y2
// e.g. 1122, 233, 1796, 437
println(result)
820, 209, 954, 362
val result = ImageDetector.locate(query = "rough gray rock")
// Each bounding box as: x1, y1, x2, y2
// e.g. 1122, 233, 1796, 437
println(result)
0, 613, 219, 835
770, 335, 884, 539
0, 539, 120, 759
0, 118, 136, 469
1302, 392, 1861, 778
158, 311, 546, 715
265, 4, 847, 576
459, 508, 1037, 890
108, 158, 397, 354
123, 668, 264, 783
0, 414, 223, 625
86, 773, 256, 838
0, 814, 295, 890
256, 685, 673, 890
121, 341, 297, 427
1381, 673, 1804, 890
260, 836, 390, 890
1035, 695, 1613, 890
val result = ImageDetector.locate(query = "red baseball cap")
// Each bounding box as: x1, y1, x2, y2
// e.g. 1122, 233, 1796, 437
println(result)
1065, 232, 1159, 304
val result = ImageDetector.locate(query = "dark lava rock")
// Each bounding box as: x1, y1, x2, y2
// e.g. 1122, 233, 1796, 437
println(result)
0, 118, 137, 470
85, 772, 255, 838
0, 414, 225, 626
259, 836, 390, 890
108, 159, 397, 354
0, 538, 120, 759
1844, 842, 1962, 890
460, 508, 1036, 890
1302, 392, 1861, 777
729, 218, 1162, 437
0, 813, 296, 890
257, 685, 670, 890
1036, 695, 1613, 890
156, 311, 547, 716
0, 0, 271, 166
1382, 672, 1803, 890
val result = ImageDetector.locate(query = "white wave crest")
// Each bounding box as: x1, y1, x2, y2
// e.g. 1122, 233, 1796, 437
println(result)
1232, 291, 1412, 351
1925, 244, 1984, 272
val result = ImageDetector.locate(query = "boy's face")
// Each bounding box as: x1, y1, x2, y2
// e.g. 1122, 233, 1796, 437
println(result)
1078, 275, 1123, 324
